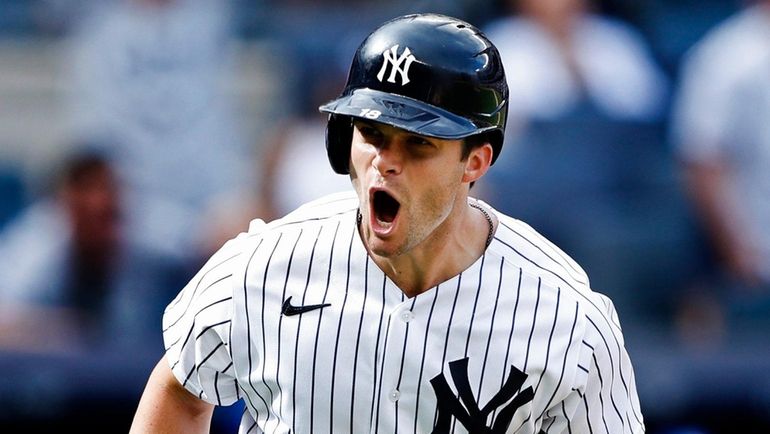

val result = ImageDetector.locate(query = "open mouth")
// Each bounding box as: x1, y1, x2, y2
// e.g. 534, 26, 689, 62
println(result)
372, 190, 400, 224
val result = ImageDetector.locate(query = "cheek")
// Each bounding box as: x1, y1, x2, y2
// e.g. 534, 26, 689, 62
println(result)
349, 141, 373, 170
348, 143, 370, 197
413, 164, 465, 214
423, 160, 467, 192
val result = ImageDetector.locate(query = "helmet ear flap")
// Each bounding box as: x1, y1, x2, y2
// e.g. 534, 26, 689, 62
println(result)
325, 114, 353, 175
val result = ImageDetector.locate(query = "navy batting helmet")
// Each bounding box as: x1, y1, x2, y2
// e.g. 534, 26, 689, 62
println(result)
319, 13, 509, 174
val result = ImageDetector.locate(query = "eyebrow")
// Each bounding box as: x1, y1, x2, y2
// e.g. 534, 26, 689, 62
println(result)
353, 119, 438, 146
353, 119, 379, 129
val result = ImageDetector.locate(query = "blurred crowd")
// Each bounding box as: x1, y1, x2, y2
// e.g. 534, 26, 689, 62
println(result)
0, 0, 769, 432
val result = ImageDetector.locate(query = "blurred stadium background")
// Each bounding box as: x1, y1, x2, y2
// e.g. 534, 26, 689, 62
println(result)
1, 0, 769, 433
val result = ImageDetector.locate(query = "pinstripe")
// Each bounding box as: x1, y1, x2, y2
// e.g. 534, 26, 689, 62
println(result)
167, 296, 231, 357
446, 255, 487, 434
538, 301, 580, 419
272, 229, 303, 433
608, 327, 643, 426
463, 253, 486, 357
246, 420, 258, 434
491, 266, 522, 424
259, 233, 283, 430
195, 319, 231, 340
310, 220, 340, 434
476, 256, 504, 402
184, 341, 225, 386
242, 238, 268, 426
229, 308, 234, 361
214, 371, 221, 405
495, 235, 623, 333
161, 192, 644, 434
197, 341, 226, 371
628, 367, 644, 426
329, 226, 356, 434
165, 252, 240, 323
393, 297, 418, 434
369, 274, 388, 427
544, 409, 556, 432
501, 231, 641, 425
195, 296, 232, 320
166, 297, 230, 358
586, 316, 626, 429
432, 274, 463, 428
413, 285, 440, 434
522, 278, 542, 373
591, 352, 610, 434
374, 314, 393, 432
500, 220, 586, 285
292, 225, 323, 432
164, 271, 234, 334
513, 287, 560, 431
535, 288, 562, 394
350, 256, 371, 433
169, 324, 196, 371
563, 400, 572, 434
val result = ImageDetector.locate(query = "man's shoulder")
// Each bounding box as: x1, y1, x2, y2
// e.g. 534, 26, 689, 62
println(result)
491, 210, 624, 326
239, 191, 358, 243
272, 191, 358, 229
491, 208, 590, 291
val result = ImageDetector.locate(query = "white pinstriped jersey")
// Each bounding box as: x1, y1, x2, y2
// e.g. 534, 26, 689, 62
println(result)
163, 191, 644, 434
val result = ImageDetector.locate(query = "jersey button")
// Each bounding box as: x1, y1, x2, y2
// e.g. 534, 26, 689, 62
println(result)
399, 310, 414, 323
389, 389, 401, 402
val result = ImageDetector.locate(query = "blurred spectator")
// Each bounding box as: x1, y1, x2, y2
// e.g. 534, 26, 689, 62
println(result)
476, 0, 701, 324
0, 148, 186, 353
256, 69, 352, 222
63, 0, 256, 265
0, 164, 25, 231
483, 0, 669, 137
670, 0, 770, 337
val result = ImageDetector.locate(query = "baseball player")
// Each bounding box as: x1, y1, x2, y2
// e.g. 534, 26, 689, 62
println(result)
130, 13, 644, 433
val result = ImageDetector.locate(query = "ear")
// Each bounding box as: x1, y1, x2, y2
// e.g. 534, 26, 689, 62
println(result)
462, 143, 494, 184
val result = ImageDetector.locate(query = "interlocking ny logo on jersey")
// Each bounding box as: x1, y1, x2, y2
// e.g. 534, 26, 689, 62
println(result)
281, 296, 331, 316
430, 358, 535, 434
377, 44, 416, 85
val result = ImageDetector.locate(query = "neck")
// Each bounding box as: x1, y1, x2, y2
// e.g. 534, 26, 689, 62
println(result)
367, 197, 496, 298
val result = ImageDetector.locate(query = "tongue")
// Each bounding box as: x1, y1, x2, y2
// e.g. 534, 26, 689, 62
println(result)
375, 191, 399, 223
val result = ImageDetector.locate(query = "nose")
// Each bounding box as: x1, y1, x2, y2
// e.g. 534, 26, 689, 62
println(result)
372, 141, 403, 176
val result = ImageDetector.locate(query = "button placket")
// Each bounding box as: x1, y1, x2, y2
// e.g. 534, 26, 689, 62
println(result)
399, 309, 414, 323
388, 389, 401, 402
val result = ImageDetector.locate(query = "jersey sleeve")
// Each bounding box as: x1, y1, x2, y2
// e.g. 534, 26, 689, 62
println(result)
162, 222, 263, 406
541, 294, 645, 433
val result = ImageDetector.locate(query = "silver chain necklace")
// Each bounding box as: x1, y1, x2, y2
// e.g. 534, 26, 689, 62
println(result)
469, 201, 494, 249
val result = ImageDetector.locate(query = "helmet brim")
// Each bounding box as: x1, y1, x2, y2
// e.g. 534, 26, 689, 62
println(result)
319, 88, 486, 140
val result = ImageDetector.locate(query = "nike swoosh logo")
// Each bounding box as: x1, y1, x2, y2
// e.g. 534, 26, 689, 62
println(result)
281, 296, 331, 317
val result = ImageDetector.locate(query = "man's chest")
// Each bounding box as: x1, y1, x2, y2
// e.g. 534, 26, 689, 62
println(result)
231, 256, 576, 433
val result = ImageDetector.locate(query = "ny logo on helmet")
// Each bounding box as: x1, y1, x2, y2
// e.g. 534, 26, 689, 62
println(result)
377, 45, 416, 86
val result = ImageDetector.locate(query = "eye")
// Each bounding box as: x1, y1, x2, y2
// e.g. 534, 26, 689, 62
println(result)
355, 122, 382, 140
353, 122, 379, 136
407, 136, 431, 146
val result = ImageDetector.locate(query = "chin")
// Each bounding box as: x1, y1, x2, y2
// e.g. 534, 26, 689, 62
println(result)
365, 234, 405, 258
366, 238, 397, 258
